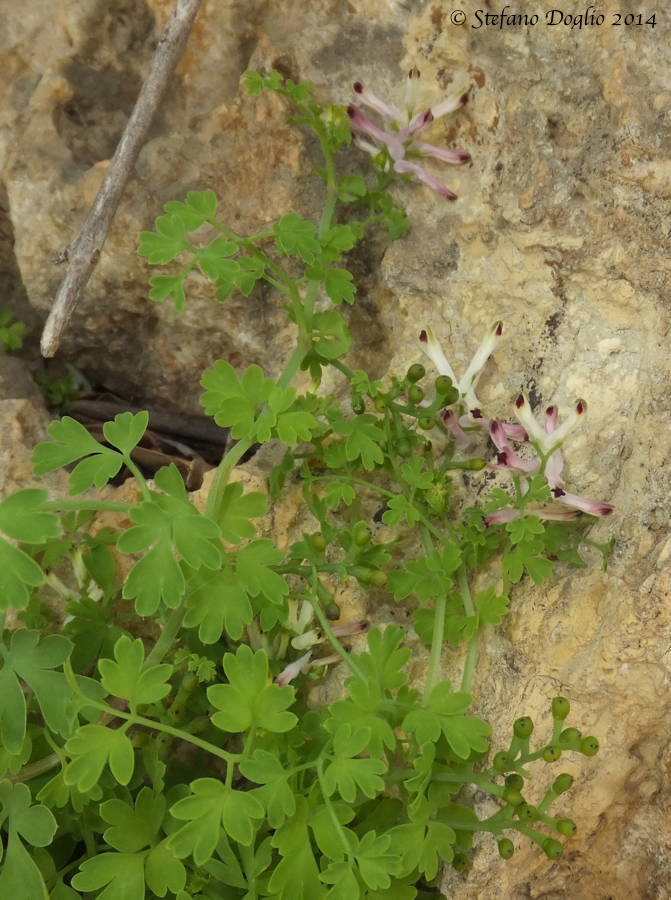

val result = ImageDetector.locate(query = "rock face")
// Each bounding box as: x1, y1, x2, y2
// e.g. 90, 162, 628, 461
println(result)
1, 0, 670, 897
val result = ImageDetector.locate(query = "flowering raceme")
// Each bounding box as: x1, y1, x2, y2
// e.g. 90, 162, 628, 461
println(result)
347, 67, 470, 199
417, 323, 614, 522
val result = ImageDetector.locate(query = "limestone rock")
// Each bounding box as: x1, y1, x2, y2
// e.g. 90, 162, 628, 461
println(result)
1, 0, 669, 896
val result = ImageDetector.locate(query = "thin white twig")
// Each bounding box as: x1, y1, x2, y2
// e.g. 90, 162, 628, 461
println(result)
40, 0, 203, 358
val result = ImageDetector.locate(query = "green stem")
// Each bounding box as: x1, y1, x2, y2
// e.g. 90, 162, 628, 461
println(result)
311, 580, 365, 681
10, 753, 61, 784
458, 569, 479, 695
43, 500, 133, 513
63, 660, 237, 764
421, 526, 445, 702
144, 608, 186, 667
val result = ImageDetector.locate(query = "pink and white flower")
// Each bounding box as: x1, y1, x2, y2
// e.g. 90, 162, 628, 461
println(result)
348, 67, 470, 199
488, 398, 614, 520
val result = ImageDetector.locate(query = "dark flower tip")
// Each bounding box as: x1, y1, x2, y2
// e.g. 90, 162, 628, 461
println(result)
346, 105, 356, 118
423, 109, 434, 124
552, 487, 566, 498
515, 394, 525, 408
408, 66, 421, 79
419, 330, 428, 343
497, 451, 507, 464
546, 405, 555, 415
460, 93, 469, 106
472, 408, 483, 419
459, 152, 472, 164
495, 321, 503, 336
353, 82, 363, 93
576, 399, 586, 414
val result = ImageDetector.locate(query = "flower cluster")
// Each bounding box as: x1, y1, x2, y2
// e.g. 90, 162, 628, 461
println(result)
417, 323, 614, 522
348, 67, 470, 199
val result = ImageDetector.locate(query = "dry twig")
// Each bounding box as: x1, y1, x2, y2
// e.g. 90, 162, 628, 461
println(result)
40, 0, 203, 358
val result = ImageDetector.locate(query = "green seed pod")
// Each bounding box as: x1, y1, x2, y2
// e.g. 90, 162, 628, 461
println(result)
369, 569, 388, 587
407, 363, 426, 383
353, 522, 371, 546
181, 672, 198, 693
498, 838, 515, 860
552, 696, 571, 720
451, 852, 469, 872
408, 384, 425, 404
443, 387, 460, 406
505, 773, 524, 790
418, 417, 435, 430
493, 751, 513, 773
555, 819, 577, 837
558, 727, 582, 748
513, 716, 534, 738
580, 736, 600, 756
374, 395, 387, 412
351, 395, 365, 414
435, 375, 454, 395
310, 533, 327, 552
325, 602, 341, 621
516, 803, 538, 822
542, 745, 562, 763
542, 838, 563, 860
502, 787, 524, 807
552, 773, 574, 794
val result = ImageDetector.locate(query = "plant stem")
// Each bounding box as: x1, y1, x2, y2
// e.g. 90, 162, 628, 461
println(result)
311, 579, 365, 681
422, 526, 445, 701
43, 500, 133, 513
458, 569, 479, 694
11, 753, 61, 784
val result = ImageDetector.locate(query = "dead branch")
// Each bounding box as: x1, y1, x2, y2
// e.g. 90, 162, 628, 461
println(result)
40, 0, 203, 358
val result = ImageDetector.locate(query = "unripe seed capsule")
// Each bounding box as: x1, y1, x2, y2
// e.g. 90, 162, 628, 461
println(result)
408, 384, 425, 404
351, 396, 365, 414
516, 803, 538, 822
513, 716, 534, 738
505, 773, 524, 790
555, 819, 577, 837
310, 533, 327, 552
435, 375, 454, 395
374, 395, 387, 412
498, 838, 514, 859
353, 523, 371, 546
552, 696, 570, 720
369, 569, 388, 587
493, 751, 513, 772
407, 363, 426, 383
542, 745, 562, 762
580, 736, 599, 756
558, 727, 582, 747
502, 787, 524, 807
443, 387, 460, 405
181, 672, 198, 693
187, 716, 211, 735
325, 602, 341, 620
418, 417, 435, 430
542, 838, 563, 860
552, 773, 574, 794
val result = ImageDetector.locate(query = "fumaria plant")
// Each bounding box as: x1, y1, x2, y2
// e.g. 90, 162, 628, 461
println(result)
0, 69, 613, 899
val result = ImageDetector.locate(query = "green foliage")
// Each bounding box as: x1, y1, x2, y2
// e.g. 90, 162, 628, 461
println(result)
0, 308, 27, 351
0, 71, 609, 900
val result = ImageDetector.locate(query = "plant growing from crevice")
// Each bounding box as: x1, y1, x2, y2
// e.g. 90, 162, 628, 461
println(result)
0, 69, 612, 899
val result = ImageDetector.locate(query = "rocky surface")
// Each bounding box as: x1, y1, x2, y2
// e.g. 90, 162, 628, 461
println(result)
1, 0, 670, 896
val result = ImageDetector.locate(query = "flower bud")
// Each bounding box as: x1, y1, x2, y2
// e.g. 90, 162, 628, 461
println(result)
407, 363, 426, 383
542, 745, 562, 762
555, 819, 577, 837
542, 837, 563, 860
580, 736, 599, 756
